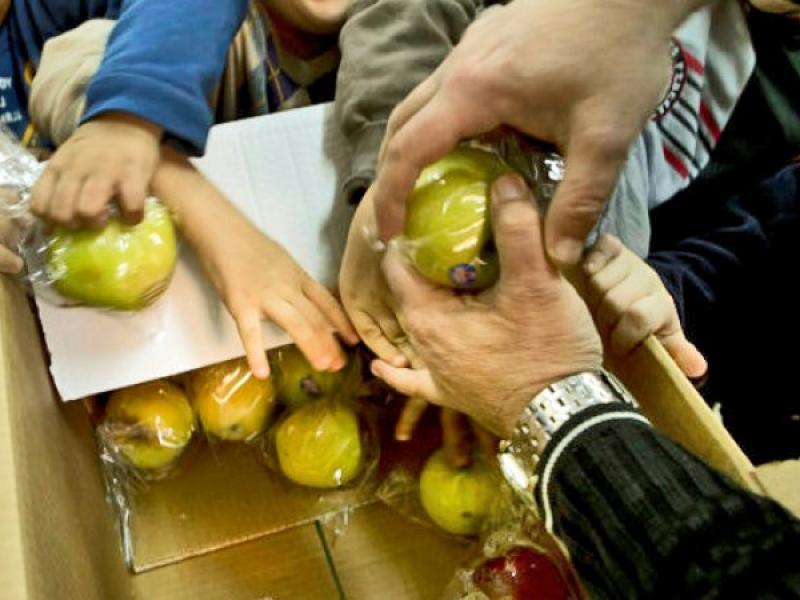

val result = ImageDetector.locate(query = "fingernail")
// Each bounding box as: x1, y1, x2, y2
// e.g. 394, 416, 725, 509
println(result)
395, 431, 410, 442
583, 258, 599, 275
492, 174, 526, 203
552, 238, 584, 265
370, 361, 380, 377
254, 366, 269, 379
331, 355, 345, 371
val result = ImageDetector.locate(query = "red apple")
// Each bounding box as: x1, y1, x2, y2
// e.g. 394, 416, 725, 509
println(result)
472, 546, 570, 600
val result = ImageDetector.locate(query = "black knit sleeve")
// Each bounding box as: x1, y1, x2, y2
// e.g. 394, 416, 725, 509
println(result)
534, 405, 800, 599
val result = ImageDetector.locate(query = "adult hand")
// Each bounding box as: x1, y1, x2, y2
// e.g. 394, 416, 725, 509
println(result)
371, 174, 603, 438
373, 0, 706, 265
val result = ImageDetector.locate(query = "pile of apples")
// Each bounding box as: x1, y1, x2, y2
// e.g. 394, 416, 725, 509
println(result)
101, 346, 366, 489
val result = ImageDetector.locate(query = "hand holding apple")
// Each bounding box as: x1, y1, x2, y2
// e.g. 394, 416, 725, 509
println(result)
45, 198, 177, 310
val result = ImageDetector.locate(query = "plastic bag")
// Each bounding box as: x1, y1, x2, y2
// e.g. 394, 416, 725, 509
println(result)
0, 124, 178, 311
96, 379, 198, 482
186, 357, 278, 443
375, 137, 564, 290
441, 491, 585, 600
377, 446, 508, 539
261, 344, 379, 490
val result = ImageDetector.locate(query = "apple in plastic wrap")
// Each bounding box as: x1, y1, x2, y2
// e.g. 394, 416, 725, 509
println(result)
45, 198, 177, 310
472, 546, 571, 600
105, 380, 195, 471
405, 147, 510, 289
419, 449, 498, 535
271, 344, 362, 408
189, 358, 276, 441
275, 401, 364, 488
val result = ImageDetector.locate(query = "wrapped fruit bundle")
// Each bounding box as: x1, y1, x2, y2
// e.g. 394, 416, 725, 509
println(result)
1, 125, 178, 311
98, 379, 197, 480
266, 345, 375, 489
399, 140, 563, 291
187, 357, 277, 443
42, 198, 178, 310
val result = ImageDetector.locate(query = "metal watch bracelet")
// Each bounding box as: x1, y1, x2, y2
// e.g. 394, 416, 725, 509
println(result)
497, 369, 637, 503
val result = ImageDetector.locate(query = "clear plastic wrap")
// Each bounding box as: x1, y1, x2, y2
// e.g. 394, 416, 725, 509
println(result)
261, 344, 379, 491
187, 357, 278, 442
387, 138, 564, 290
0, 123, 178, 310
377, 446, 506, 538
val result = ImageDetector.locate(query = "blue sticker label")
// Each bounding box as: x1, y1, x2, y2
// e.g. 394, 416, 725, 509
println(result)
450, 263, 478, 287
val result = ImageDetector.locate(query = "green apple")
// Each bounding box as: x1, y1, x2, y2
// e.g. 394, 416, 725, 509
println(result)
105, 380, 196, 471
46, 198, 177, 310
189, 357, 276, 442
271, 344, 362, 408
405, 147, 510, 289
419, 449, 499, 536
275, 401, 364, 488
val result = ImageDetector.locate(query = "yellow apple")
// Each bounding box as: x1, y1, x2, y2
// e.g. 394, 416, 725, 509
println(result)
271, 344, 362, 408
419, 449, 499, 536
405, 147, 511, 289
105, 380, 195, 471
46, 198, 177, 310
275, 402, 363, 488
189, 357, 276, 441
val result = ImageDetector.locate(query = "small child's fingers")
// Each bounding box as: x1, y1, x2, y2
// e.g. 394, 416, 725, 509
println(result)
0, 246, 23, 274
584, 246, 634, 314
303, 280, 359, 345
608, 294, 663, 355
595, 274, 648, 335
76, 175, 114, 227
48, 174, 83, 226
583, 234, 624, 275
30, 168, 58, 216
268, 297, 341, 372
661, 332, 708, 380
441, 408, 472, 468
234, 310, 270, 379
117, 172, 147, 225
394, 396, 429, 441
370, 359, 440, 404
351, 309, 409, 368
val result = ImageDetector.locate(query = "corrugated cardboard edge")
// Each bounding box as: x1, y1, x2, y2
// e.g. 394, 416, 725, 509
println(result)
753, 461, 800, 519
0, 283, 29, 600
608, 336, 756, 489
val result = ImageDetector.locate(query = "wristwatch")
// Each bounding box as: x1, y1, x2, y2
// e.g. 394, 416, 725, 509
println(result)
497, 369, 637, 504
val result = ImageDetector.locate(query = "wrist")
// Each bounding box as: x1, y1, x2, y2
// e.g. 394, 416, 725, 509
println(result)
92, 111, 164, 142
497, 370, 639, 505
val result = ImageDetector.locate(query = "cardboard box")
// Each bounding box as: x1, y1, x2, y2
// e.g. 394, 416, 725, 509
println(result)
1, 105, 797, 598
3, 275, 798, 599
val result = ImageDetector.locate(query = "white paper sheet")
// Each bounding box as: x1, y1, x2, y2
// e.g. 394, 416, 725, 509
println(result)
36, 104, 355, 401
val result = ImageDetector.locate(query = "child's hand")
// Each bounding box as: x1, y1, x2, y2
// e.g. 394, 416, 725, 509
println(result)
153, 148, 357, 378
583, 234, 707, 379
0, 200, 24, 274
30, 112, 162, 228
340, 187, 410, 368
341, 187, 438, 440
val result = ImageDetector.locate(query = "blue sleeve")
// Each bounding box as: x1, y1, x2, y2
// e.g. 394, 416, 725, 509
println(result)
81, 0, 248, 155
11, 0, 121, 65
647, 164, 800, 334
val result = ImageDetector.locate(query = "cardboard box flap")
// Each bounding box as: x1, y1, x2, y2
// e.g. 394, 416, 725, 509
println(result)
35, 104, 354, 401
124, 441, 374, 573
753, 461, 800, 518
0, 279, 134, 600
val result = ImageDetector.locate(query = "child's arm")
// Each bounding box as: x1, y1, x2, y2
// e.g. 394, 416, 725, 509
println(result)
152, 146, 358, 379
336, 0, 481, 202
583, 234, 708, 379
27, 0, 248, 227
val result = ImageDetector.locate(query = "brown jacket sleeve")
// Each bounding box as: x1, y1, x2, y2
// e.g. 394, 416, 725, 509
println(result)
335, 0, 484, 202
